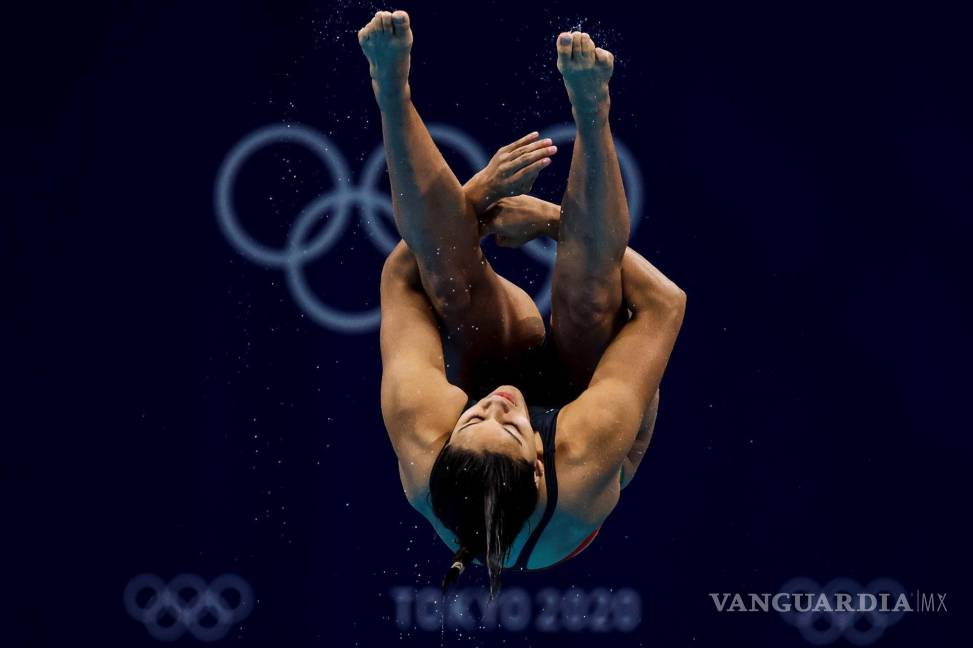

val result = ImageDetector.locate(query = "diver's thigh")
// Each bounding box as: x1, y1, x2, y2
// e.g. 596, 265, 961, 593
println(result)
477, 271, 545, 352
440, 268, 545, 358
495, 272, 545, 343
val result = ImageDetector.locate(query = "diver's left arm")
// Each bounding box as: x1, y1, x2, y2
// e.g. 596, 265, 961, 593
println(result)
560, 248, 686, 505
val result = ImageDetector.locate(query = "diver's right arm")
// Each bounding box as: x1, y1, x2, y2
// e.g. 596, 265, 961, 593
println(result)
557, 248, 685, 519
380, 241, 468, 507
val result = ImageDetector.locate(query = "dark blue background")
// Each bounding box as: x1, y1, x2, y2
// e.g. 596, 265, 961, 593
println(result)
6, 1, 971, 646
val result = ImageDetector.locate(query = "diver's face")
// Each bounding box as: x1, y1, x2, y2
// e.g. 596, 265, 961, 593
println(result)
448, 386, 538, 466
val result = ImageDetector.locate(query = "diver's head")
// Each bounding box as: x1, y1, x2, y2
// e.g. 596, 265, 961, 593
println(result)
448, 386, 539, 466
429, 385, 543, 598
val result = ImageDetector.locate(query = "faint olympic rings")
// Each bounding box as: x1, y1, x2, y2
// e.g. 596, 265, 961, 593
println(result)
214, 122, 644, 333
777, 577, 907, 646
123, 573, 254, 642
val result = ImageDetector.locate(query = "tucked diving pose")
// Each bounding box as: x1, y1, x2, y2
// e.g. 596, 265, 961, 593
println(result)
359, 10, 686, 596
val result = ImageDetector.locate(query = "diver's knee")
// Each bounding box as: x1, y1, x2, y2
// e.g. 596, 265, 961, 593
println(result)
558, 284, 619, 330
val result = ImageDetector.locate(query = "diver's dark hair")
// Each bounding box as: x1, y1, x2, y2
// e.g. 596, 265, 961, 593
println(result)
429, 441, 538, 599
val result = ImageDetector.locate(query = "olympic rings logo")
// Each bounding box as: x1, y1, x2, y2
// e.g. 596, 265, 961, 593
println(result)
123, 573, 254, 642
214, 122, 645, 334
777, 577, 907, 646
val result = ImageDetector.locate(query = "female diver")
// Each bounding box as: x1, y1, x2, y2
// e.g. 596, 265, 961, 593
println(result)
359, 10, 686, 596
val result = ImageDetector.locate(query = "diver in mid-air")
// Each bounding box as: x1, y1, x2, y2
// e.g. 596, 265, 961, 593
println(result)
361, 10, 686, 596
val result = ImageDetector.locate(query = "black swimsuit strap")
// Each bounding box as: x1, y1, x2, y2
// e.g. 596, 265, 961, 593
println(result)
513, 406, 560, 570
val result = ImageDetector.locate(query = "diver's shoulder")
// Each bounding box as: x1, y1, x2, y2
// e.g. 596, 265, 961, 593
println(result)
551, 401, 617, 469
552, 405, 623, 528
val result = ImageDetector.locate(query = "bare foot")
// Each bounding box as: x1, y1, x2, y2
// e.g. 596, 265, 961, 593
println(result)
555, 31, 614, 123
357, 10, 413, 103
